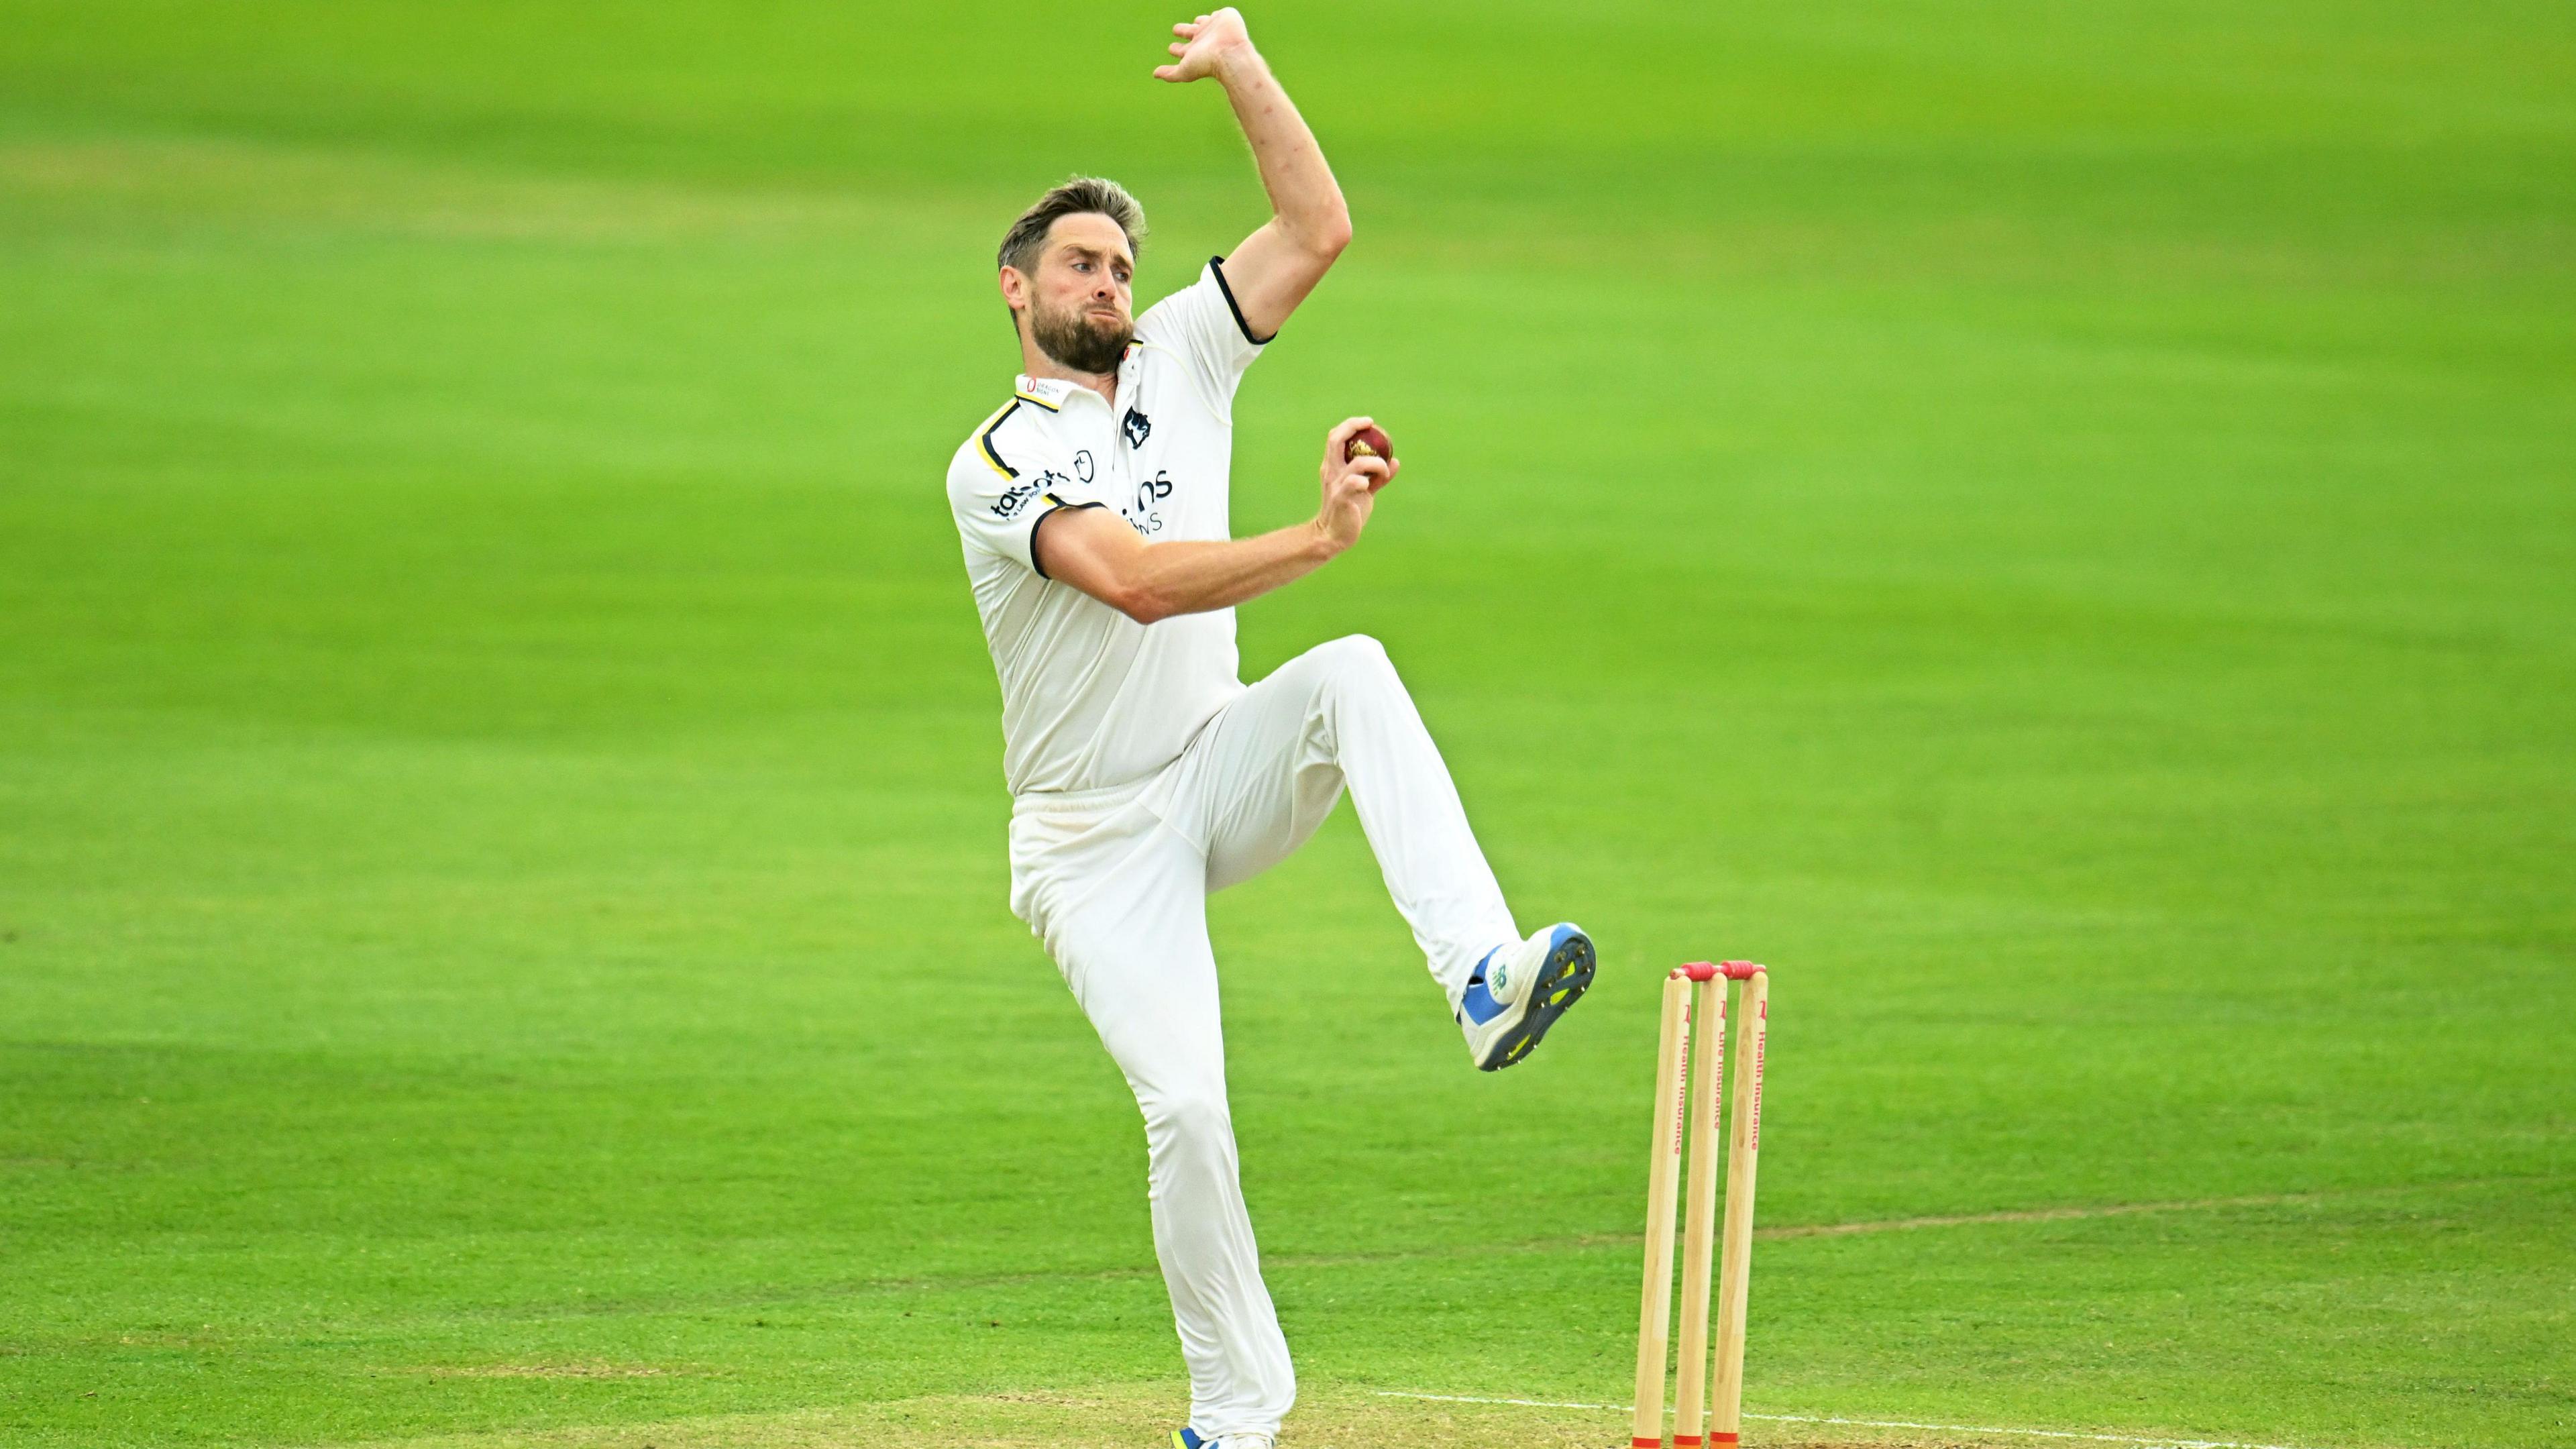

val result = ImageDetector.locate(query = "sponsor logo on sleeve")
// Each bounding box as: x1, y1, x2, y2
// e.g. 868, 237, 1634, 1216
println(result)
991, 481, 1040, 519
994, 468, 1079, 520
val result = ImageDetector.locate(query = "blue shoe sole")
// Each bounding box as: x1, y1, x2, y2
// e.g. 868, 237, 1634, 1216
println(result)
1479, 928, 1595, 1071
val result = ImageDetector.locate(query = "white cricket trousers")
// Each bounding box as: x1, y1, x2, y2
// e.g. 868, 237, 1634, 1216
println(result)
1006, 635, 1521, 1441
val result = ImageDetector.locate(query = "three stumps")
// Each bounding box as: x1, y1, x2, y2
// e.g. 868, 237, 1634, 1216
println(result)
1633, 961, 1770, 1449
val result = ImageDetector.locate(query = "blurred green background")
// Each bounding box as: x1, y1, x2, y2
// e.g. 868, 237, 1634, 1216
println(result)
2, 2, 2570, 1446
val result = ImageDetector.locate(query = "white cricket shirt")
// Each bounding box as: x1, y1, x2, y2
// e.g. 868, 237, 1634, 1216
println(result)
947, 257, 1272, 796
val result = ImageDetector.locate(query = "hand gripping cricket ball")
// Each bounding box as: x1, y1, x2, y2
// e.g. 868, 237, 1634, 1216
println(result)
1344, 423, 1394, 466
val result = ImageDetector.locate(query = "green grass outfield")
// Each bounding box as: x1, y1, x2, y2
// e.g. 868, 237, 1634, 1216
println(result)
3, 1, 2571, 1446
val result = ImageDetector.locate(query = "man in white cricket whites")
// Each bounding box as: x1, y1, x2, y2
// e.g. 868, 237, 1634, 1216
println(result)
943, 12, 1596, 1447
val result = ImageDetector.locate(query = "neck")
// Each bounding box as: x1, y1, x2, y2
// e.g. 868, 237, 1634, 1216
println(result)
1018, 331, 1119, 406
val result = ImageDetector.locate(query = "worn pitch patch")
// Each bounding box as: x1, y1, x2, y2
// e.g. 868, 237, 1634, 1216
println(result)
311, 1381, 2072, 1449
1376, 1392, 2322, 1449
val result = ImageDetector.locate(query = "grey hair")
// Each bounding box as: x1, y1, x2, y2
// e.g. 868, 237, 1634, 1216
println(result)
997, 176, 1148, 278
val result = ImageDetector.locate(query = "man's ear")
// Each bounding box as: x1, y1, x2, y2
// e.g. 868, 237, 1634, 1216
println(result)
998, 265, 1028, 311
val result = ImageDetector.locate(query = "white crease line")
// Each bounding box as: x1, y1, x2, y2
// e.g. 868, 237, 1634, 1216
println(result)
1375, 1392, 1629, 1411
1368, 1391, 2315, 1449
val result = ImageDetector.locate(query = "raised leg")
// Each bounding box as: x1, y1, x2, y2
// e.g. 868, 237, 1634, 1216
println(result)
1165, 634, 1519, 1005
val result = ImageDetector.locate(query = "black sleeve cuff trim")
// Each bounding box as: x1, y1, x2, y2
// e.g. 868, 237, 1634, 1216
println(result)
1028, 500, 1108, 580
1208, 255, 1276, 346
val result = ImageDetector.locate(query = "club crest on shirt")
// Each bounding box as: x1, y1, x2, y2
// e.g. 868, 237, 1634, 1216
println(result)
1122, 407, 1152, 448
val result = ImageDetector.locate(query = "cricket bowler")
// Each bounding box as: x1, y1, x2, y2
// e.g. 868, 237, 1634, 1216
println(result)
942, 12, 1597, 1446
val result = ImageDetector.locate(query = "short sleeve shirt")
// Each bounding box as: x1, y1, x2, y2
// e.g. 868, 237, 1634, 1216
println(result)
946, 257, 1272, 796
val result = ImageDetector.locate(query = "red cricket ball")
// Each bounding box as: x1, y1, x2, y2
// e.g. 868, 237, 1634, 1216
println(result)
1345, 424, 1395, 466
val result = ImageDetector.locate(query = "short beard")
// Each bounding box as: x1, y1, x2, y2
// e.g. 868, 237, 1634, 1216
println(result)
1029, 297, 1133, 375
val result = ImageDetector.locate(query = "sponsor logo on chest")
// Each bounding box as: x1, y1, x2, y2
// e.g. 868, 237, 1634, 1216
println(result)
1120, 470, 1174, 537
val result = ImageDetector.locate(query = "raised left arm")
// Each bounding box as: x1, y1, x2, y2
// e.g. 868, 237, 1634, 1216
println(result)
1156, 9, 1350, 339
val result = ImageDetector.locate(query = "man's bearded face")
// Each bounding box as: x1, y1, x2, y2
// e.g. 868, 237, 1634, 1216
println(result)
1030, 288, 1134, 374
1022, 215, 1136, 375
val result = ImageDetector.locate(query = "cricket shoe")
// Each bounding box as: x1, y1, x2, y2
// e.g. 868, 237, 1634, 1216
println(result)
1458, 922, 1596, 1071
1171, 1433, 1271, 1449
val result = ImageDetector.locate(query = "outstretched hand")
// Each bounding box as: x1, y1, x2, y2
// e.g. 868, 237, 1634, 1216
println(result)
1153, 8, 1256, 83
1315, 416, 1397, 555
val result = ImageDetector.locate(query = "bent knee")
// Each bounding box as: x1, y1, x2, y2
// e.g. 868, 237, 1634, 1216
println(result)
1311, 633, 1399, 689
1318, 632, 1390, 666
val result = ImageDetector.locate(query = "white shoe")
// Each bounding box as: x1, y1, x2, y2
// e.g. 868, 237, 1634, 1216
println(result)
1457, 923, 1597, 1071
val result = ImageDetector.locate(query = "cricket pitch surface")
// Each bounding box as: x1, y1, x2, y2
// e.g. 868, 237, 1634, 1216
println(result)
323, 1383, 2304, 1449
